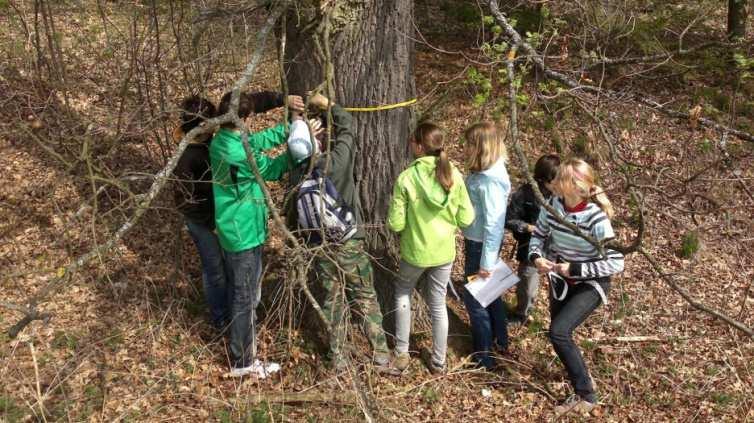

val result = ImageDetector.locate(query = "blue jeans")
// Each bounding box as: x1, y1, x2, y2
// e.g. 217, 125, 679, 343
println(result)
549, 277, 610, 403
224, 246, 263, 369
462, 239, 508, 369
185, 219, 229, 329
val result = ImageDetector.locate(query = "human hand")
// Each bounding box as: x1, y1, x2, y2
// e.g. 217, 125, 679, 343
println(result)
287, 95, 305, 112
554, 262, 570, 277
477, 269, 491, 279
307, 92, 332, 110
534, 257, 554, 274
527, 224, 536, 233
308, 118, 324, 139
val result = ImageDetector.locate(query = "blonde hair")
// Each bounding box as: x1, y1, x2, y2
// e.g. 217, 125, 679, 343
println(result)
553, 158, 615, 218
413, 122, 454, 192
464, 121, 508, 173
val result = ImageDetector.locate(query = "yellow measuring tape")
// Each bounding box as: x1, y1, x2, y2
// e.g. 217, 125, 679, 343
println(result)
343, 98, 417, 112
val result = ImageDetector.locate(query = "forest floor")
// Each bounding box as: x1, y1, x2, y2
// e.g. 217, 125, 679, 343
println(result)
1, 1, 753, 422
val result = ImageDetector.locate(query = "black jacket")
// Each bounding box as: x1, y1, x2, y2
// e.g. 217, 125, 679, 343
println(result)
173, 91, 285, 228
505, 183, 551, 262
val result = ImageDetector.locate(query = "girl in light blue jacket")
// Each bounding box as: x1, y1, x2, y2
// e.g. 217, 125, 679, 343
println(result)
461, 122, 511, 370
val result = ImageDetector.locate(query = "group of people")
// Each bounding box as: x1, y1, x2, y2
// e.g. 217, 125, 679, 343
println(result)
173, 89, 624, 414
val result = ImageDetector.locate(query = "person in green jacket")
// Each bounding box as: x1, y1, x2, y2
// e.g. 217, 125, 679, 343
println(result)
210, 90, 307, 377
388, 122, 475, 374
286, 93, 391, 371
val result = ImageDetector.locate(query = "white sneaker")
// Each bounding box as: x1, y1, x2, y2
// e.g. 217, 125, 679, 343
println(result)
228, 360, 281, 379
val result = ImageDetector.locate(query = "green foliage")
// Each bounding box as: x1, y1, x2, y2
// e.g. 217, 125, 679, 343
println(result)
247, 405, 272, 423
733, 53, 754, 80
440, 1, 479, 26
465, 67, 492, 107
698, 139, 713, 153
0, 396, 24, 423
580, 339, 597, 351
52, 330, 78, 351
680, 231, 700, 259
712, 392, 735, 406
510, 6, 545, 35
422, 387, 440, 404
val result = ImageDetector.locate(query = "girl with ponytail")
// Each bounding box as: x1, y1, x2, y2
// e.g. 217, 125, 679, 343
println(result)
528, 158, 624, 415
461, 122, 511, 370
387, 122, 475, 374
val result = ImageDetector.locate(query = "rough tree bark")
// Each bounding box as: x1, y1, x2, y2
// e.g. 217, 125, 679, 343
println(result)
284, 1, 415, 306
727, 0, 749, 40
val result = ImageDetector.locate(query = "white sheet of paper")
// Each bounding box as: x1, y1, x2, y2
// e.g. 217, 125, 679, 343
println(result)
464, 260, 520, 308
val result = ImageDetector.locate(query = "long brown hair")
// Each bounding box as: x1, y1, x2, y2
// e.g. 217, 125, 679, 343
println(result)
553, 158, 614, 218
412, 122, 453, 192
464, 121, 508, 172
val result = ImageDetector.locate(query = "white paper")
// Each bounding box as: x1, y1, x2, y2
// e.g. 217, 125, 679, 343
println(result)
464, 260, 520, 308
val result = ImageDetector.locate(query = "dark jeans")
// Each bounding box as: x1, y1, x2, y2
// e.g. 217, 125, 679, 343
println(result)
185, 219, 230, 328
224, 246, 263, 369
462, 239, 508, 369
548, 277, 610, 403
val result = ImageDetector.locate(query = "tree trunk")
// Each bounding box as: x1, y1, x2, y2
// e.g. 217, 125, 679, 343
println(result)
727, 0, 748, 40
284, 0, 415, 332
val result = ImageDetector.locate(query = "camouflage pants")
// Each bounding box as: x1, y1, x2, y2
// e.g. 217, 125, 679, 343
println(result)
315, 239, 389, 358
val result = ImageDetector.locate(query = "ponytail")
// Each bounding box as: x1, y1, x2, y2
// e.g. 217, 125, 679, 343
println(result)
436, 149, 454, 192
591, 186, 614, 219
412, 122, 453, 192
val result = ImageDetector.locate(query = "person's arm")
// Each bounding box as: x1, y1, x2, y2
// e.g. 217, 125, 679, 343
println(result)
387, 177, 407, 233
505, 189, 530, 235
456, 177, 475, 228
247, 123, 288, 151
248, 91, 284, 114
479, 179, 509, 271
227, 134, 292, 184
527, 202, 552, 263
315, 105, 355, 175
567, 215, 624, 279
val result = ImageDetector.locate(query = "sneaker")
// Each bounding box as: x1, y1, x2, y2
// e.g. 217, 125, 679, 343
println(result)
553, 395, 596, 416
428, 360, 447, 375
393, 352, 410, 372
373, 351, 390, 367
228, 359, 280, 379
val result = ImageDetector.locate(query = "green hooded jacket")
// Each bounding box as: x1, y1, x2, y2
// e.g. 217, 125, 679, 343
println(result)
210, 125, 291, 252
387, 156, 475, 267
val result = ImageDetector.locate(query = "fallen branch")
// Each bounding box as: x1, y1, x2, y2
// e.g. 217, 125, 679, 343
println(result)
637, 247, 753, 339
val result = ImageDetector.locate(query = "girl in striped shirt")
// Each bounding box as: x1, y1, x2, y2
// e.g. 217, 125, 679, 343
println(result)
528, 158, 624, 415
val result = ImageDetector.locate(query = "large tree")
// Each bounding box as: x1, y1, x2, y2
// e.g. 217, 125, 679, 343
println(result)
283, 0, 415, 327
284, 1, 415, 259
727, 0, 749, 40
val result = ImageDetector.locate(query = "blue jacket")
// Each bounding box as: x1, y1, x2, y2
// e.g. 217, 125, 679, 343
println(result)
462, 157, 511, 270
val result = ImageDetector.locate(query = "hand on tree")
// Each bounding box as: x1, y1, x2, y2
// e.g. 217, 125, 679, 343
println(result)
287, 95, 305, 112
307, 92, 332, 110
308, 118, 324, 139
534, 257, 554, 274
477, 268, 491, 279
554, 262, 570, 277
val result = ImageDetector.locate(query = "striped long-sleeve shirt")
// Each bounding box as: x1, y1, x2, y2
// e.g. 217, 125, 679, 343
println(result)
528, 197, 624, 280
